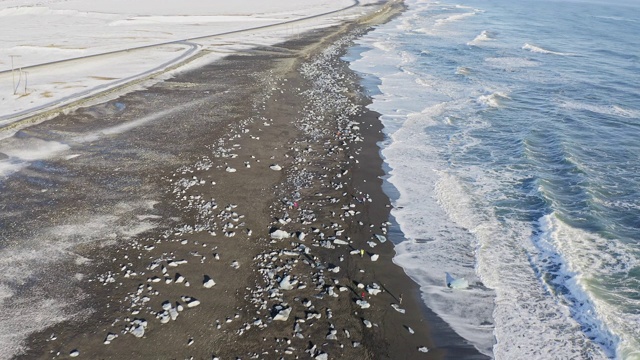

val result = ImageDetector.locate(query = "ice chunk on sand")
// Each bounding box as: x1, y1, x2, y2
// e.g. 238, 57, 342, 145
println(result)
270, 164, 282, 171
391, 304, 405, 314
203, 275, 216, 288
374, 234, 387, 243
270, 229, 290, 239
279, 275, 296, 290
273, 307, 291, 321
130, 325, 145, 338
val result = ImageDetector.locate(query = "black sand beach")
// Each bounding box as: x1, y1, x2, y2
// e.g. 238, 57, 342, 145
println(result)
4, 2, 486, 359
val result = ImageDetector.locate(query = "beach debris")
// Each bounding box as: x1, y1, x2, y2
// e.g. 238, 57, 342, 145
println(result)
446, 272, 469, 289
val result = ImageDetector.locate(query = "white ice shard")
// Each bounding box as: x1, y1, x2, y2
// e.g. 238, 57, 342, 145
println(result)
279, 275, 296, 290
270, 229, 290, 239
203, 276, 216, 288
269, 164, 282, 171
273, 307, 292, 321
391, 304, 406, 314
130, 325, 145, 338
446, 272, 469, 289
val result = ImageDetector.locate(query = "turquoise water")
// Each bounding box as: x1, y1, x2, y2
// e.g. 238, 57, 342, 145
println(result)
349, 0, 640, 358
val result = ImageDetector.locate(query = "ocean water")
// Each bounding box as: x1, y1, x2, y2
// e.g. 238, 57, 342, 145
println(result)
348, 0, 640, 358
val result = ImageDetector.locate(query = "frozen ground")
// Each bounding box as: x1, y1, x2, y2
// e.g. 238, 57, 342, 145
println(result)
0, 0, 379, 126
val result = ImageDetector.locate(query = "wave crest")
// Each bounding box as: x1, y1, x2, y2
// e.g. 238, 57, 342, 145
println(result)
477, 91, 510, 108
467, 30, 494, 46
522, 43, 576, 56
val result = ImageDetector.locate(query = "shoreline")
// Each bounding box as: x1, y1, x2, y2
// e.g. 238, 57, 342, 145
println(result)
10, 3, 484, 359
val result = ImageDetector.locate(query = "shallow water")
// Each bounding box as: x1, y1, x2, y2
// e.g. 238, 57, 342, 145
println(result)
349, 0, 640, 358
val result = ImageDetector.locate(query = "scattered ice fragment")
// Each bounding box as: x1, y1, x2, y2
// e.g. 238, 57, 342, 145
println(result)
270, 164, 282, 171
70, 349, 79, 357
273, 307, 292, 321
418, 346, 429, 353
374, 234, 387, 243
446, 272, 469, 289
391, 304, 406, 314
270, 229, 290, 239
203, 275, 216, 288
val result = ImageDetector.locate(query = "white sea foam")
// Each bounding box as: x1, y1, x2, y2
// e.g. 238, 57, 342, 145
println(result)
485, 56, 540, 70
351, 30, 497, 359
348, 1, 632, 357
477, 91, 510, 108
594, 15, 638, 23
561, 100, 640, 119
455, 66, 470, 76
522, 43, 576, 56
435, 11, 476, 26
467, 30, 493, 46
537, 214, 640, 358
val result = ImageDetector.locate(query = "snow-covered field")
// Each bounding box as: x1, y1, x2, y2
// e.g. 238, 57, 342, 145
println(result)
0, 0, 376, 125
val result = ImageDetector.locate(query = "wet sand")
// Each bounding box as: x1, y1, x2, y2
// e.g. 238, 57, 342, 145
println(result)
7, 2, 485, 359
